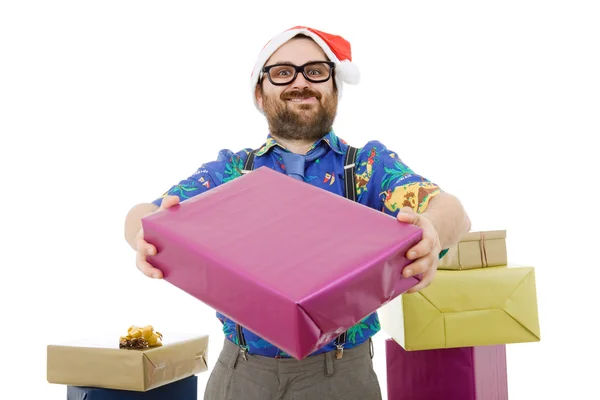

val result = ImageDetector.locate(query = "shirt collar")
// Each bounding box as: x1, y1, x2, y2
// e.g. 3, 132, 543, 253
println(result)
255, 130, 345, 157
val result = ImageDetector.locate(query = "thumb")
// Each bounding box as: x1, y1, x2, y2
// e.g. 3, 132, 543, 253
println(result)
159, 195, 180, 210
396, 207, 419, 224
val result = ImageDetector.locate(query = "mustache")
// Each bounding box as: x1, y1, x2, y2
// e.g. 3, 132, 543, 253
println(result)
280, 88, 322, 101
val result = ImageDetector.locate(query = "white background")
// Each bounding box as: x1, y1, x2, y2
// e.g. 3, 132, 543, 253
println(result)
1, 1, 599, 398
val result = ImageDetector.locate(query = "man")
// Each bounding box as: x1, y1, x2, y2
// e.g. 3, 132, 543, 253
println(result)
124, 26, 471, 400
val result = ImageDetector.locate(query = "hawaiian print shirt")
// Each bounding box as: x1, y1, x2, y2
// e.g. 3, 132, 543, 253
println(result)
151, 130, 444, 358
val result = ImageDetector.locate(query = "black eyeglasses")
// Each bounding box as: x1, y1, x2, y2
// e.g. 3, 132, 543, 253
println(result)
261, 61, 335, 86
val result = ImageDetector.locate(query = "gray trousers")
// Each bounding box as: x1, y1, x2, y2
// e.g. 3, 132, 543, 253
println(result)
204, 338, 382, 400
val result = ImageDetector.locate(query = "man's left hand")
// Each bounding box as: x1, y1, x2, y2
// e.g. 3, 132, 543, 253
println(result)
396, 207, 442, 293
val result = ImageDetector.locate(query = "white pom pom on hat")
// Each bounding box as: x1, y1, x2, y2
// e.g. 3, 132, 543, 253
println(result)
250, 26, 360, 112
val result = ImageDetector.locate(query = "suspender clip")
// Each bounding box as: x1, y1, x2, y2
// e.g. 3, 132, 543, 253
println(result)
236, 323, 249, 361
240, 346, 249, 361
334, 331, 347, 360
335, 343, 344, 359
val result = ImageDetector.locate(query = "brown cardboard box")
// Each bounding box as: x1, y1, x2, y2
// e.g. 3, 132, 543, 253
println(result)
47, 333, 208, 391
439, 230, 507, 270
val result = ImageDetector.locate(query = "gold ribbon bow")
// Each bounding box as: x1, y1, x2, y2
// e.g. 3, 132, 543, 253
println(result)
119, 325, 163, 349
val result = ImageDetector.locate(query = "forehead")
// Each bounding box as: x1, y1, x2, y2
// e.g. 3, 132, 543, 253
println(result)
266, 37, 329, 65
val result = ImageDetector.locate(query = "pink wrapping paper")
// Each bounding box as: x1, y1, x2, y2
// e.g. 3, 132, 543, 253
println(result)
386, 339, 508, 400
143, 167, 422, 359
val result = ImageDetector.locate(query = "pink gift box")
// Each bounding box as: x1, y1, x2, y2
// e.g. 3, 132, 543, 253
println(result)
386, 339, 508, 400
142, 167, 422, 359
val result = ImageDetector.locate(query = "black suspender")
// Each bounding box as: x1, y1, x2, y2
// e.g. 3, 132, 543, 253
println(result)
236, 320, 249, 361
343, 145, 359, 202
334, 145, 359, 359
243, 149, 257, 173
233, 149, 257, 361
235, 144, 361, 360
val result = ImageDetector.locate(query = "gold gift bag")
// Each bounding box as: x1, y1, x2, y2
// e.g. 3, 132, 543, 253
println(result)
439, 230, 507, 270
47, 332, 209, 391
378, 267, 540, 351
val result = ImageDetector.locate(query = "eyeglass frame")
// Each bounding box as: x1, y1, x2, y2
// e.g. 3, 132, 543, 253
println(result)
260, 61, 336, 86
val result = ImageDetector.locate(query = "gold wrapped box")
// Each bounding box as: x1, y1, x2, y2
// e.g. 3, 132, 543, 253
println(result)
47, 332, 209, 391
378, 266, 540, 351
438, 230, 507, 270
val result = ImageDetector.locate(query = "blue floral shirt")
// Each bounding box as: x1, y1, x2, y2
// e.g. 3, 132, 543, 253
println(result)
152, 130, 443, 358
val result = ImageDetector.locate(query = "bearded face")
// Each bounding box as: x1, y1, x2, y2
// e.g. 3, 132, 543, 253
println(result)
255, 37, 338, 143
260, 85, 338, 142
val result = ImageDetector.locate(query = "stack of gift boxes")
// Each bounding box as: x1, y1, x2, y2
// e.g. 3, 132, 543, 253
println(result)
46, 167, 540, 399
379, 230, 541, 399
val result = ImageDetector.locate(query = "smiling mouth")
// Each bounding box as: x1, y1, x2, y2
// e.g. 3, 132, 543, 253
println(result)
287, 97, 318, 103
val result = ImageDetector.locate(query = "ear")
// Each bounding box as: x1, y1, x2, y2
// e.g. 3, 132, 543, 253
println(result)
255, 84, 264, 111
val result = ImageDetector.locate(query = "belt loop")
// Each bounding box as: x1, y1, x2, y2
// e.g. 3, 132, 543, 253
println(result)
325, 351, 334, 377
228, 341, 241, 370
369, 337, 374, 359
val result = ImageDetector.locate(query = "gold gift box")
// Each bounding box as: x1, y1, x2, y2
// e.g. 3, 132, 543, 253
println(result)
378, 266, 540, 351
438, 230, 507, 270
47, 333, 209, 391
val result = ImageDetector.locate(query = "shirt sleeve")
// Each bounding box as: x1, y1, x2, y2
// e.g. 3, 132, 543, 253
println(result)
355, 141, 441, 214
151, 148, 251, 207
356, 141, 448, 259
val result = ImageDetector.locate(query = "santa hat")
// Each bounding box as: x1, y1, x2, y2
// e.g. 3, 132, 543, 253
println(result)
250, 26, 360, 112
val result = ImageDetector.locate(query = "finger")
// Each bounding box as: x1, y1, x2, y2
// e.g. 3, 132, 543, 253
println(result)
159, 195, 180, 210
136, 252, 163, 279
135, 237, 157, 256
402, 257, 430, 278
396, 210, 419, 225
406, 266, 437, 293
406, 234, 436, 260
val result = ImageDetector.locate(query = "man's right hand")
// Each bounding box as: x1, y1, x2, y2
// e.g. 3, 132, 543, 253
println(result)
135, 195, 180, 279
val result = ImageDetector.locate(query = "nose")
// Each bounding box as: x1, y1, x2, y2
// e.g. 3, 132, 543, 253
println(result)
291, 71, 310, 90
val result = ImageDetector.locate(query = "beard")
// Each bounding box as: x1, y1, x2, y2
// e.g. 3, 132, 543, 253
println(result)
261, 87, 338, 142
